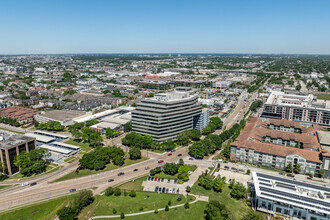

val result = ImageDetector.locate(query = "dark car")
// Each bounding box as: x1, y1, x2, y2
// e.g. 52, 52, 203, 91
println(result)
157, 178, 160, 182
155, 186, 159, 192
279, 173, 285, 176
239, 169, 245, 172
231, 167, 237, 171
159, 187, 162, 192
287, 174, 295, 178
148, 176, 151, 181
223, 161, 228, 164
188, 158, 193, 160
30, 182, 37, 186
108, 179, 114, 182
162, 187, 165, 193
176, 188, 179, 194
167, 178, 171, 183
151, 177, 154, 181
178, 154, 182, 157
133, 169, 138, 172
172, 188, 175, 193
117, 172, 125, 176
174, 179, 177, 184
224, 166, 229, 169
161, 178, 164, 182
166, 188, 169, 193
69, 189, 76, 192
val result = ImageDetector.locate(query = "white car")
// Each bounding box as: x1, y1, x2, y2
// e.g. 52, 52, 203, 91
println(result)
21, 182, 29, 187
169, 189, 172, 193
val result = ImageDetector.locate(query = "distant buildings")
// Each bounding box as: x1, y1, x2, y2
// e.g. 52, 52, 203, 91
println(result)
231, 117, 330, 177
132, 89, 207, 142
0, 106, 40, 125
252, 172, 330, 220
262, 91, 330, 127
0, 132, 36, 175
212, 81, 232, 89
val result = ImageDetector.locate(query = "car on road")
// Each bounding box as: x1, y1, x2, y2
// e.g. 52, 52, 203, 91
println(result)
117, 172, 125, 176
228, 179, 232, 183
287, 174, 295, 178
145, 167, 150, 170
223, 161, 228, 164
69, 189, 76, 192
224, 166, 229, 169
168, 153, 172, 156
21, 182, 29, 187
108, 179, 114, 182
158, 160, 164, 164
231, 167, 237, 171
154, 177, 158, 181
166, 188, 169, 193
167, 178, 171, 183
155, 186, 159, 192
162, 187, 165, 193
171, 149, 176, 152
133, 169, 138, 172
178, 154, 182, 157
239, 169, 245, 172
30, 182, 37, 186
188, 158, 194, 160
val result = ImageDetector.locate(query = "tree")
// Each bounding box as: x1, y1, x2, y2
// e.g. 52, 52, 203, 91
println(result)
129, 190, 136, 197
210, 117, 223, 128
213, 175, 224, 192
186, 186, 191, 193
179, 158, 184, 166
142, 135, 153, 149
202, 126, 212, 135
188, 129, 201, 141
14, 149, 49, 177
184, 202, 190, 209
163, 163, 180, 175
56, 207, 77, 220
204, 200, 229, 220
319, 169, 325, 178
243, 210, 263, 220
165, 205, 169, 211
129, 147, 141, 160
163, 141, 176, 151
230, 183, 246, 200
105, 187, 114, 196
113, 155, 124, 166
176, 131, 190, 146
123, 122, 132, 132
120, 212, 125, 219
154, 209, 158, 214
178, 165, 190, 181
189, 141, 207, 159
106, 128, 120, 139
114, 188, 121, 196
246, 169, 251, 175
198, 173, 213, 190
294, 164, 301, 174
88, 133, 102, 147
150, 167, 162, 176
286, 162, 293, 173
112, 208, 117, 214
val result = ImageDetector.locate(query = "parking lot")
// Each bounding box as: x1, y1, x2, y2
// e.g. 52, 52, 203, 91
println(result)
213, 168, 250, 187
142, 177, 184, 194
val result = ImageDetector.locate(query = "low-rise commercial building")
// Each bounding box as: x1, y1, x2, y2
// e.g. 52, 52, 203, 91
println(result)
231, 117, 330, 176
252, 172, 330, 220
34, 109, 87, 126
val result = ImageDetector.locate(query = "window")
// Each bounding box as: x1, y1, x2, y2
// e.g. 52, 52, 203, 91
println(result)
276, 207, 282, 213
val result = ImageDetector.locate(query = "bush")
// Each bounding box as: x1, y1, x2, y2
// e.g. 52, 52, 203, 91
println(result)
139, 206, 144, 211
114, 188, 121, 196
129, 190, 136, 197
177, 195, 182, 201
113, 208, 117, 214
121, 212, 125, 219
184, 202, 190, 209
168, 200, 171, 206
150, 167, 162, 176
165, 205, 169, 211
105, 187, 114, 196
154, 209, 158, 214
56, 207, 78, 220
186, 186, 191, 193
124, 190, 128, 196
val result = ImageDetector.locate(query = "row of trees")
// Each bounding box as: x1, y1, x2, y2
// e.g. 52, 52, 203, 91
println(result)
0, 117, 20, 127
35, 120, 65, 131
150, 162, 191, 182
57, 190, 94, 220
79, 146, 125, 171
14, 149, 49, 177
202, 117, 223, 135
71, 126, 103, 148
249, 100, 263, 112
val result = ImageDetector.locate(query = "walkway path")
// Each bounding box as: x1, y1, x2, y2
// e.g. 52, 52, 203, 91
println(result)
89, 193, 207, 219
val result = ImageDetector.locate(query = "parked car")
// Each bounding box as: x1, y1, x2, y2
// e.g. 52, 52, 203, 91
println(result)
239, 169, 245, 172
133, 169, 138, 172
174, 179, 177, 184
231, 167, 237, 171
168, 153, 172, 156
223, 161, 228, 164
162, 187, 165, 193
148, 176, 151, 181
178, 154, 182, 157
166, 188, 169, 193
176, 188, 179, 194
228, 179, 232, 183
21, 182, 29, 187
108, 179, 114, 182
117, 172, 125, 176
154, 177, 158, 181
69, 189, 76, 192
224, 166, 229, 169
169, 188, 172, 193
155, 186, 159, 192
188, 158, 194, 160
167, 178, 171, 183
158, 160, 164, 164
279, 172, 285, 176
172, 188, 175, 193
287, 174, 295, 178
161, 178, 164, 182
145, 167, 150, 170
171, 149, 175, 152
151, 177, 154, 181
157, 178, 160, 182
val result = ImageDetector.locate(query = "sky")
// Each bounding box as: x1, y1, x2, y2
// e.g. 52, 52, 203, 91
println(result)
1, 0, 330, 55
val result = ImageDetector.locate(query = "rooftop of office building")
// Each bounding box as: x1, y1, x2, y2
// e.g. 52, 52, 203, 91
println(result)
231, 116, 325, 163
146, 89, 197, 102
0, 132, 35, 149
253, 172, 330, 215
266, 91, 330, 109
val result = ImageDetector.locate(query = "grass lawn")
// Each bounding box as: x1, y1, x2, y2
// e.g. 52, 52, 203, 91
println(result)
152, 165, 197, 182
118, 176, 148, 191
0, 127, 24, 134
317, 93, 330, 100
64, 156, 76, 163
79, 192, 195, 220
0, 194, 76, 220
53, 157, 148, 182
65, 139, 93, 153
0, 185, 12, 190
191, 183, 250, 220
4, 164, 60, 181
110, 201, 208, 220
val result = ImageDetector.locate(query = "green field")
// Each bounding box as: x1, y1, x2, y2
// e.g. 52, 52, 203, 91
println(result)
110, 201, 208, 220
118, 176, 148, 191
65, 139, 93, 153
53, 157, 148, 182
191, 182, 250, 220
152, 165, 197, 182
317, 93, 330, 100
79, 192, 195, 220
0, 194, 75, 220
0, 185, 12, 190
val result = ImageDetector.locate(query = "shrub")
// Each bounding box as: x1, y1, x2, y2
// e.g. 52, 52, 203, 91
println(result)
139, 206, 144, 211
154, 209, 158, 214
56, 207, 77, 220
184, 202, 190, 209
165, 205, 169, 211
124, 190, 128, 196
177, 195, 182, 201
120, 212, 125, 219
105, 187, 114, 196
112, 208, 117, 214
186, 186, 191, 193
129, 190, 136, 197
114, 188, 121, 196
168, 200, 171, 206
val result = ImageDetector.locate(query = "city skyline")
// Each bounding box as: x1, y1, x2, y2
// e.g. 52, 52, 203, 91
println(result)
1, 0, 330, 54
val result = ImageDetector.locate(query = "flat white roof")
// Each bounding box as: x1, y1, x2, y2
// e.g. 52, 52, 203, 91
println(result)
74, 109, 118, 123
39, 144, 72, 155
24, 133, 55, 143
34, 130, 69, 139
52, 141, 80, 150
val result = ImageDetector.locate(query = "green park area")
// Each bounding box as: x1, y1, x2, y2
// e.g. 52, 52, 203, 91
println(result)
53, 157, 148, 182
152, 165, 197, 181
65, 138, 93, 153
317, 93, 330, 100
